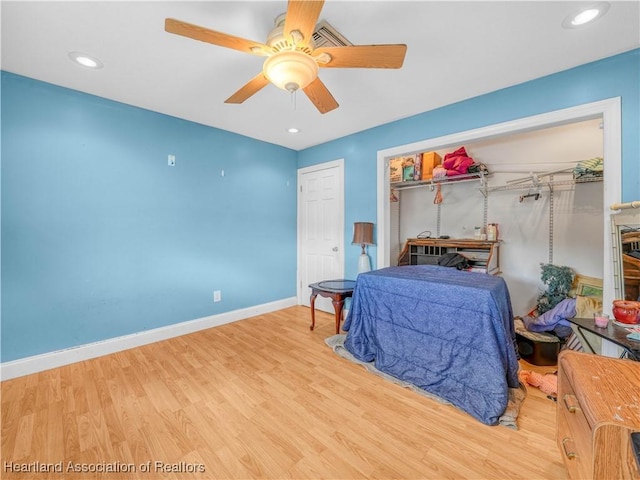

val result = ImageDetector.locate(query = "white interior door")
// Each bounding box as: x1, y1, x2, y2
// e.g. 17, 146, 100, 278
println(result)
298, 160, 345, 312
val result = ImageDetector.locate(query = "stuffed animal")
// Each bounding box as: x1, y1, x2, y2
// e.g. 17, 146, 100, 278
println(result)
518, 369, 558, 398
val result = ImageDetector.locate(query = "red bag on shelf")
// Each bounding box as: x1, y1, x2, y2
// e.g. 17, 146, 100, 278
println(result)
443, 146, 474, 176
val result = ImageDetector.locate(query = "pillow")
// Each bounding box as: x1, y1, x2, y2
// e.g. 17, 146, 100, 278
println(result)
575, 295, 603, 318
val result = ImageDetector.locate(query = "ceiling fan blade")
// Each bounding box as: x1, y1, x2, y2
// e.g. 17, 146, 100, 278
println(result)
225, 74, 270, 104
284, 0, 325, 47
165, 18, 270, 56
302, 77, 338, 114
315, 45, 407, 68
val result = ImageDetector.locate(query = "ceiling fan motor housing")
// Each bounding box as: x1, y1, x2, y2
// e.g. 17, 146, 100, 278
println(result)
266, 14, 315, 53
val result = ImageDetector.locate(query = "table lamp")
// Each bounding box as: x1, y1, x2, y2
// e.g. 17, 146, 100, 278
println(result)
352, 222, 375, 274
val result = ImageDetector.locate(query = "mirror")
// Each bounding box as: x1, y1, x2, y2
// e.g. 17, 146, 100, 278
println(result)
620, 227, 640, 301
612, 209, 640, 302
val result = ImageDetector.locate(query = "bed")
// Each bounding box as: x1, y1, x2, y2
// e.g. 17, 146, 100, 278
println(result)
343, 265, 520, 426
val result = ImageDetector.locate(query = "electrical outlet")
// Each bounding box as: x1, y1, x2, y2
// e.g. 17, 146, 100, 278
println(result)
168, 154, 176, 166
213, 290, 221, 302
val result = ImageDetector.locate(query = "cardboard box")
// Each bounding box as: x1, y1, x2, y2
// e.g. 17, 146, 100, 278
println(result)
403, 164, 415, 181
402, 155, 419, 181
390, 155, 420, 182
420, 151, 442, 180
389, 157, 403, 182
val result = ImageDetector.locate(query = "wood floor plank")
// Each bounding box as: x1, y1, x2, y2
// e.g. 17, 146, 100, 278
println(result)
12, 413, 34, 461
1, 306, 567, 479
76, 408, 114, 458
0, 406, 20, 455
71, 370, 89, 416
45, 401, 65, 462
62, 410, 81, 460
30, 407, 48, 463
1, 376, 26, 405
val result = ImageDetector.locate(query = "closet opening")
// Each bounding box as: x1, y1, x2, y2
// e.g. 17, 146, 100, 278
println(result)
376, 98, 622, 314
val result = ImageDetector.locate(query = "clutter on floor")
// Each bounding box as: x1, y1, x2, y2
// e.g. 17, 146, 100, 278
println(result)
514, 264, 601, 364
519, 370, 558, 399
514, 317, 562, 366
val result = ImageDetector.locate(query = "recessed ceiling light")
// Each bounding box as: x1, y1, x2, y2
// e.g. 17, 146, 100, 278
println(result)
287, 127, 300, 134
562, 2, 610, 29
68, 52, 103, 69
573, 8, 600, 25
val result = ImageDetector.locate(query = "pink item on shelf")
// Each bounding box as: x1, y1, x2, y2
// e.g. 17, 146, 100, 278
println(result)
432, 165, 447, 179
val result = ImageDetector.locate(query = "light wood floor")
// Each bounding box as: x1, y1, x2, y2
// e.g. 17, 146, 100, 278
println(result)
1, 306, 567, 479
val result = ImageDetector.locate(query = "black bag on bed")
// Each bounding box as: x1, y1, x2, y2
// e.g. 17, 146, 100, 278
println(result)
437, 252, 469, 270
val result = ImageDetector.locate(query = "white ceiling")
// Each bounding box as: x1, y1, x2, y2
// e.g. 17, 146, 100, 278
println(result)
2, 1, 639, 151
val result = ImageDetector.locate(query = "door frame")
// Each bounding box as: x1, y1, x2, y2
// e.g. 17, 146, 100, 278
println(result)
297, 158, 345, 305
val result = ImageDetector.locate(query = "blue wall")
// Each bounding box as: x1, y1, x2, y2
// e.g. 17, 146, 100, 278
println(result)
2, 49, 638, 363
1, 72, 298, 362
299, 49, 640, 280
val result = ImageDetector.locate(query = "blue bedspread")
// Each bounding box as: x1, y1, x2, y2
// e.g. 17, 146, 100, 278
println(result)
343, 265, 520, 426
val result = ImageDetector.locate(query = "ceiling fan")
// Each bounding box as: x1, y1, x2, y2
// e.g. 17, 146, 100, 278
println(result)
165, 0, 407, 114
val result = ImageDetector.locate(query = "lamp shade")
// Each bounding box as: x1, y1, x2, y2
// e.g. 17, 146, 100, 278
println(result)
353, 222, 374, 274
352, 222, 375, 246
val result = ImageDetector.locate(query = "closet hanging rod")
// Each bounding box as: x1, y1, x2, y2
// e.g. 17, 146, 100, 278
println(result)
506, 167, 574, 186
610, 200, 640, 211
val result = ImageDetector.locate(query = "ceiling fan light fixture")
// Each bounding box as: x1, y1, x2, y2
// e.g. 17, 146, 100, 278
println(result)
164, 2, 406, 114
263, 50, 318, 92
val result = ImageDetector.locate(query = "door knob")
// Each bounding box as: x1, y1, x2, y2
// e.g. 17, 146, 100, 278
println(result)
332, 246, 339, 252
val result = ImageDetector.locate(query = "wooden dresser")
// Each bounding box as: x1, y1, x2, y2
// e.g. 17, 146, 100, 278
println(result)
557, 350, 640, 479
397, 238, 500, 274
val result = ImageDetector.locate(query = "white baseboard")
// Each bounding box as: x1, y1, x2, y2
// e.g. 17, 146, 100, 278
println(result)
1, 297, 297, 380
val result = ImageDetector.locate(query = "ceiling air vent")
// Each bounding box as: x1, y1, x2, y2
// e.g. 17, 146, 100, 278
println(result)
312, 20, 353, 48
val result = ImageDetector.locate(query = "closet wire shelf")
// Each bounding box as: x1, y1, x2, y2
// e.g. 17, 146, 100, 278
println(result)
482, 175, 602, 193
391, 172, 488, 191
